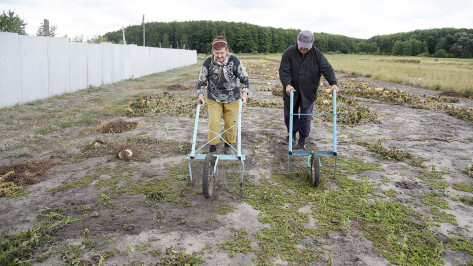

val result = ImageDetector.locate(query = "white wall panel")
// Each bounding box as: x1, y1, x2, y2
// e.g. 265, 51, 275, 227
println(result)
121, 45, 132, 80
101, 43, 113, 85
69, 42, 87, 92
20, 36, 48, 103
0, 32, 22, 107
128, 45, 139, 79
48, 37, 70, 96
86, 44, 102, 87
112, 44, 122, 82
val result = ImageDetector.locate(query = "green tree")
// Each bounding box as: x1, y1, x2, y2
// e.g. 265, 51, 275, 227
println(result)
162, 32, 170, 48
88, 35, 109, 43
434, 49, 450, 58
450, 32, 473, 58
69, 35, 84, 42
0, 10, 27, 35
257, 27, 271, 53
392, 40, 404, 55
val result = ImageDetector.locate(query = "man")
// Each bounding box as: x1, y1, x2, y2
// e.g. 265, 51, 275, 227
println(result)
279, 30, 339, 150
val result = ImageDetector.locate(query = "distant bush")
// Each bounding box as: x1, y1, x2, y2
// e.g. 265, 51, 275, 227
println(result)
434, 49, 450, 58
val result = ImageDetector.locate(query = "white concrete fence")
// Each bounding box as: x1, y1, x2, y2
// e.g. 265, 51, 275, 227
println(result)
0, 32, 197, 108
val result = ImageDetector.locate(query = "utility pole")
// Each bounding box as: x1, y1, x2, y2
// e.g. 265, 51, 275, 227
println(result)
122, 26, 126, 45
142, 14, 145, 46
44, 19, 50, 36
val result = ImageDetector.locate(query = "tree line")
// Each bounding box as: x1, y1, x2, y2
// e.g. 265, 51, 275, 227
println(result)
103, 21, 473, 58
2, 10, 471, 58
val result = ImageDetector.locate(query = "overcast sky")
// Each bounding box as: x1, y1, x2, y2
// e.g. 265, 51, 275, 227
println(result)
1, 0, 472, 40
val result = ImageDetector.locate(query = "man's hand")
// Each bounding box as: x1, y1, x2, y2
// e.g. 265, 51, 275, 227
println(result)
285, 85, 295, 96
242, 92, 248, 107
198, 94, 205, 108
331, 84, 340, 93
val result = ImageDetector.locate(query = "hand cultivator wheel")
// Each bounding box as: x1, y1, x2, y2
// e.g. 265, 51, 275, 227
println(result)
310, 152, 321, 187
287, 90, 338, 186
202, 154, 216, 198
187, 100, 246, 199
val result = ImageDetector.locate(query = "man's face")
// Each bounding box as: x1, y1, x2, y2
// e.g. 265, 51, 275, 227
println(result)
297, 41, 311, 55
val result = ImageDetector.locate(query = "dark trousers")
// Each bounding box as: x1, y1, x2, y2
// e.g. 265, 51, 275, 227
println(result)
284, 96, 314, 138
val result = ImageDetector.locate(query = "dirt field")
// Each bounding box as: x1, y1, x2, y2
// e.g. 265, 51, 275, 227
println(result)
1, 56, 473, 265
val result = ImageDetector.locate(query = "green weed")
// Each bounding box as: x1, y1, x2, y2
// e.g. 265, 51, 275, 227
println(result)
460, 196, 473, 206
448, 238, 473, 255
427, 207, 457, 225
417, 191, 451, 209
214, 205, 235, 215
157, 247, 204, 265
218, 228, 254, 258
357, 142, 412, 161
241, 155, 448, 265
452, 182, 473, 192
0, 206, 83, 265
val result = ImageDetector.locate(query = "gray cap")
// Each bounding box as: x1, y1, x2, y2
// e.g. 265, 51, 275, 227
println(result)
297, 30, 314, 49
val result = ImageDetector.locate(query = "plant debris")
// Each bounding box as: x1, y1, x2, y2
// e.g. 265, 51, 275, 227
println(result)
165, 83, 191, 90
95, 120, 138, 133
464, 164, 473, 178
0, 171, 24, 197
339, 79, 473, 122
0, 160, 56, 186
438, 91, 473, 99
124, 93, 205, 118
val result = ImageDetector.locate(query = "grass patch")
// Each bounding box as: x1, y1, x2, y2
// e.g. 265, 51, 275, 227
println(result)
218, 228, 254, 258
448, 238, 473, 255
357, 142, 412, 161
336, 156, 382, 174
327, 54, 473, 95
426, 207, 457, 225
214, 205, 235, 215
459, 196, 473, 206
408, 156, 427, 167
452, 182, 473, 193
157, 247, 204, 265
241, 155, 446, 265
417, 191, 450, 209
47, 174, 97, 192
0, 206, 83, 265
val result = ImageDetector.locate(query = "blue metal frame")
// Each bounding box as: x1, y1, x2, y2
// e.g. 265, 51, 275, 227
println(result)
187, 99, 245, 184
288, 90, 338, 178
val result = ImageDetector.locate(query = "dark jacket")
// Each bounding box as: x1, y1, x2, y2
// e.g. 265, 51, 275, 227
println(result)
279, 45, 337, 108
